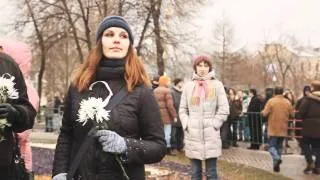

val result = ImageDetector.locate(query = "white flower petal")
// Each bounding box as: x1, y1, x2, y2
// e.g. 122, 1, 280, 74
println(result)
77, 96, 111, 126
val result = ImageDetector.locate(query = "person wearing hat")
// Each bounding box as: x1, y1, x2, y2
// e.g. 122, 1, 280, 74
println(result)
298, 80, 320, 175
295, 85, 313, 173
179, 56, 229, 180
52, 16, 166, 180
154, 75, 177, 155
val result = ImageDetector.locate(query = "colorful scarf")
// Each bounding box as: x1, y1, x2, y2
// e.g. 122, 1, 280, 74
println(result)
191, 71, 216, 105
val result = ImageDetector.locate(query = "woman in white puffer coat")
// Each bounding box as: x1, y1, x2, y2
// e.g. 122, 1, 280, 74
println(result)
179, 56, 229, 180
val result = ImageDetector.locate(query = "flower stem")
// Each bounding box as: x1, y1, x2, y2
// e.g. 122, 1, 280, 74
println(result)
115, 155, 129, 180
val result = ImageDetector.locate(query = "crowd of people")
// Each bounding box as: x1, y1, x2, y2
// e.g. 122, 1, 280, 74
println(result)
0, 15, 319, 180
151, 67, 320, 176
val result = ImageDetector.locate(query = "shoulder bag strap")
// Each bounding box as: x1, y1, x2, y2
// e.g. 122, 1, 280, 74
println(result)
67, 87, 128, 180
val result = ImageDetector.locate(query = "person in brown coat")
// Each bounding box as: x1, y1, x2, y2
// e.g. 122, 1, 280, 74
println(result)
298, 80, 320, 175
154, 75, 177, 154
261, 87, 294, 172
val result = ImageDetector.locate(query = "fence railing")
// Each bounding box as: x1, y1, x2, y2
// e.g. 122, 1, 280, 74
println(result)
35, 107, 303, 153
37, 105, 64, 132
226, 112, 302, 152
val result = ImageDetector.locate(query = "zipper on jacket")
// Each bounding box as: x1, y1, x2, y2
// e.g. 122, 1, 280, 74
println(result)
200, 95, 206, 159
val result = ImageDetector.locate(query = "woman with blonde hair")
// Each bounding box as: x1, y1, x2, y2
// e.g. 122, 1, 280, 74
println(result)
52, 16, 166, 180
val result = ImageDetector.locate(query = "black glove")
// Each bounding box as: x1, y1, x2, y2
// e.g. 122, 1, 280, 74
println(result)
0, 103, 20, 123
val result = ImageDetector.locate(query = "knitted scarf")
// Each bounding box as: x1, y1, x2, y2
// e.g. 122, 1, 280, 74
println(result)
191, 71, 216, 105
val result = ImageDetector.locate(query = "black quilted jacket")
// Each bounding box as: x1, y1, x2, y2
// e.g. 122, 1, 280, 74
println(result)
52, 63, 166, 180
0, 53, 36, 178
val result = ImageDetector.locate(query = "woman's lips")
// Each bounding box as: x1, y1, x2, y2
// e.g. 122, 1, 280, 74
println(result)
110, 47, 122, 50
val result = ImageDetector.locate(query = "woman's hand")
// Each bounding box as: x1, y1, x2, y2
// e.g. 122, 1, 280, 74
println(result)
96, 130, 127, 154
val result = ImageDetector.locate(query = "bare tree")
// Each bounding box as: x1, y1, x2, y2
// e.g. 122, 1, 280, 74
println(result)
19, 0, 209, 100
212, 17, 234, 83
150, 0, 165, 75
24, 0, 66, 98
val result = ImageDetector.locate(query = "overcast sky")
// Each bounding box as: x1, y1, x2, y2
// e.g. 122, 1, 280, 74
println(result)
1, 0, 320, 50
198, 0, 320, 50
0, 1, 18, 36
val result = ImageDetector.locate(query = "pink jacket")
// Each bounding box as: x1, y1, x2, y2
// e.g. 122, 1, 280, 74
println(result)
0, 38, 40, 171
0, 38, 39, 109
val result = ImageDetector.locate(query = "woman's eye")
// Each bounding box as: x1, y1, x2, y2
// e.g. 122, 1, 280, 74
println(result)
104, 33, 113, 37
120, 34, 128, 39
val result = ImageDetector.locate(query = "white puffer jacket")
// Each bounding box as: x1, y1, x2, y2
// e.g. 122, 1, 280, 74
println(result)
179, 72, 229, 160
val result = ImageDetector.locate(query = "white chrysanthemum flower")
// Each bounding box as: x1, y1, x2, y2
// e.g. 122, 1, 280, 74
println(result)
0, 73, 18, 142
0, 73, 19, 100
77, 97, 111, 126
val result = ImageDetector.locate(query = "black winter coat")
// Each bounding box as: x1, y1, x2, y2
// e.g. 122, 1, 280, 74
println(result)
228, 98, 242, 120
299, 91, 320, 138
52, 63, 166, 180
0, 53, 36, 178
171, 87, 182, 127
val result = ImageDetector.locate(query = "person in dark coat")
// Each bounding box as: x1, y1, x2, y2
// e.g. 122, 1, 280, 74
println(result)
0, 50, 36, 179
221, 87, 231, 149
298, 81, 320, 175
170, 78, 184, 154
295, 85, 313, 173
52, 16, 166, 180
151, 75, 160, 90
53, 96, 62, 114
247, 88, 263, 150
227, 88, 242, 147
295, 85, 311, 137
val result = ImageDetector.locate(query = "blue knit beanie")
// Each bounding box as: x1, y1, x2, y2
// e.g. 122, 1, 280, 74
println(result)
96, 16, 134, 44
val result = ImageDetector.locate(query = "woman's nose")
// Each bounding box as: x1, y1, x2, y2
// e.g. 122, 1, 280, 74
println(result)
113, 39, 120, 44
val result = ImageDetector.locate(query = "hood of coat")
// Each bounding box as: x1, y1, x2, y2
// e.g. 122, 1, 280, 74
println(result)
0, 38, 39, 110
307, 91, 320, 102
0, 38, 32, 78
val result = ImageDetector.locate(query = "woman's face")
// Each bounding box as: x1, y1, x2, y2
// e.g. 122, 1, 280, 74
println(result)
196, 61, 210, 77
102, 27, 130, 59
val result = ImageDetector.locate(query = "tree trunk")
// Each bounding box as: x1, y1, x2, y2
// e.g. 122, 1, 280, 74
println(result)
118, 0, 123, 16
77, 0, 92, 51
151, 0, 165, 76
136, 11, 151, 56
25, 0, 46, 99
61, 0, 84, 63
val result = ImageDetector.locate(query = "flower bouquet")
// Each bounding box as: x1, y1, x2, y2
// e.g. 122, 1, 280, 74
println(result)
76, 81, 129, 179
0, 73, 18, 142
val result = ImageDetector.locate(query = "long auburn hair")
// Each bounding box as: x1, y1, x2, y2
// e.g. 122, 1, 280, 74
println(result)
72, 39, 150, 92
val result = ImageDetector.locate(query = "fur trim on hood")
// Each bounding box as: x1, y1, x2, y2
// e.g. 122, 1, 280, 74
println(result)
0, 38, 32, 77
0, 38, 39, 110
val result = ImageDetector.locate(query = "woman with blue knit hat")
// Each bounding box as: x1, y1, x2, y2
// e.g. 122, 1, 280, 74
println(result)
52, 16, 166, 180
